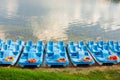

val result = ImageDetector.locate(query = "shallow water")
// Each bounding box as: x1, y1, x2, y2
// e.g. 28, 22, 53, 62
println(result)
0, 0, 120, 41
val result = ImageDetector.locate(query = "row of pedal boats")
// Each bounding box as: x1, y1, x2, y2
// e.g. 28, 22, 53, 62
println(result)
0, 39, 120, 67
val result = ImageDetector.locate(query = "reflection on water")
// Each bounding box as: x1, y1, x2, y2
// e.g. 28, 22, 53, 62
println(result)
0, 0, 18, 18
30, 14, 69, 40
0, 0, 120, 41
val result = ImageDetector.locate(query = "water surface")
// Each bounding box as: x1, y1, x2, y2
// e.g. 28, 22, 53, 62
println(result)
0, 0, 120, 42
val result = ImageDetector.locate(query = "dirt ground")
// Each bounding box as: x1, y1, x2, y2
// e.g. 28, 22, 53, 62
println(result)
39, 64, 120, 74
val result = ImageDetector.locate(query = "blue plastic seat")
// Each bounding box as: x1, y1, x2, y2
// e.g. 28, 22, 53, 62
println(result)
87, 40, 94, 49
47, 40, 53, 46
13, 45, 19, 55
70, 46, 79, 57
70, 46, 77, 54
117, 41, 120, 47
24, 46, 30, 52
1, 44, 7, 51
0, 39, 3, 47
26, 40, 32, 46
88, 40, 94, 45
81, 46, 87, 51
97, 40, 104, 48
59, 46, 65, 56
0, 39, 3, 45
78, 41, 84, 48
103, 45, 109, 50
17, 40, 22, 45
92, 45, 102, 55
36, 46, 42, 57
15, 45, 19, 51
58, 40, 64, 46
37, 41, 43, 46
47, 46, 54, 57
108, 40, 114, 46
68, 41, 74, 46
108, 40, 114, 49
6, 39, 12, 45
113, 44, 120, 53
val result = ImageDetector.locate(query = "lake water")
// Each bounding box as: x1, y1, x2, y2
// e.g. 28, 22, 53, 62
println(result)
0, 0, 120, 42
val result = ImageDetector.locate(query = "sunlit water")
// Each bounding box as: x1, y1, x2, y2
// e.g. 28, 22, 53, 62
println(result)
0, 0, 120, 41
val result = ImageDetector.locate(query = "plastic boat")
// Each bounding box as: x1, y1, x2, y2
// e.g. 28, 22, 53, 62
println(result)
87, 40, 119, 65
67, 41, 95, 66
45, 40, 69, 67
108, 40, 120, 59
18, 40, 44, 67
0, 39, 24, 65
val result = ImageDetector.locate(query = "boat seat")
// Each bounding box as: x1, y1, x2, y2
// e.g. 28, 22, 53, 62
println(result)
26, 40, 32, 46
59, 46, 65, 56
78, 41, 84, 48
47, 40, 53, 46
47, 45, 54, 57
58, 40, 64, 46
37, 41, 43, 46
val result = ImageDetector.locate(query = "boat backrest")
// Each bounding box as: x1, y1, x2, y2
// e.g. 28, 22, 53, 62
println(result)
68, 41, 74, 46
108, 40, 113, 45
81, 46, 87, 51
17, 40, 22, 45
37, 40, 43, 46
6, 39, 12, 45
70, 45, 76, 52
1, 44, 7, 51
88, 40, 94, 45
26, 40, 32, 46
58, 40, 64, 46
78, 41, 84, 47
47, 45, 53, 52
117, 41, 120, 46
92, 44, 98, 51
0, 39, 2, 44
97, 40, 104, 47
36, 46, 42, 52
59, 46, 65, 52
47, 40, 53, 46
14, 45, 19, 52
24, 46, 30, 52
114, 44, 119, 50
103, 45, 109, 50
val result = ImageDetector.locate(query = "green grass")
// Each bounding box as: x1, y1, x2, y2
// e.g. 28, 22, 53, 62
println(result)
0, 67, 120, 80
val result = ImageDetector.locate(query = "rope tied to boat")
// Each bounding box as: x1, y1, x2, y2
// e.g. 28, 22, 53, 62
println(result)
4, 56, 14, 62
83, 56, 92, 62
28, 58, 36, 63
57, 58, 66, 62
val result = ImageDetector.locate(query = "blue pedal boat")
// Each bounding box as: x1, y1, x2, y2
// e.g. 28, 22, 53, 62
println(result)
108, 40, 120, 59
87, 40, 119, 65
18, 40, 44, 67
0, 39, 24, 65
67, 41, 95, 66
45, 40, 69, 67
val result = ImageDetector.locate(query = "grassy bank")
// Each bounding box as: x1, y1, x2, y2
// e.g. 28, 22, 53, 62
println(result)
0, 67, 120, 80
